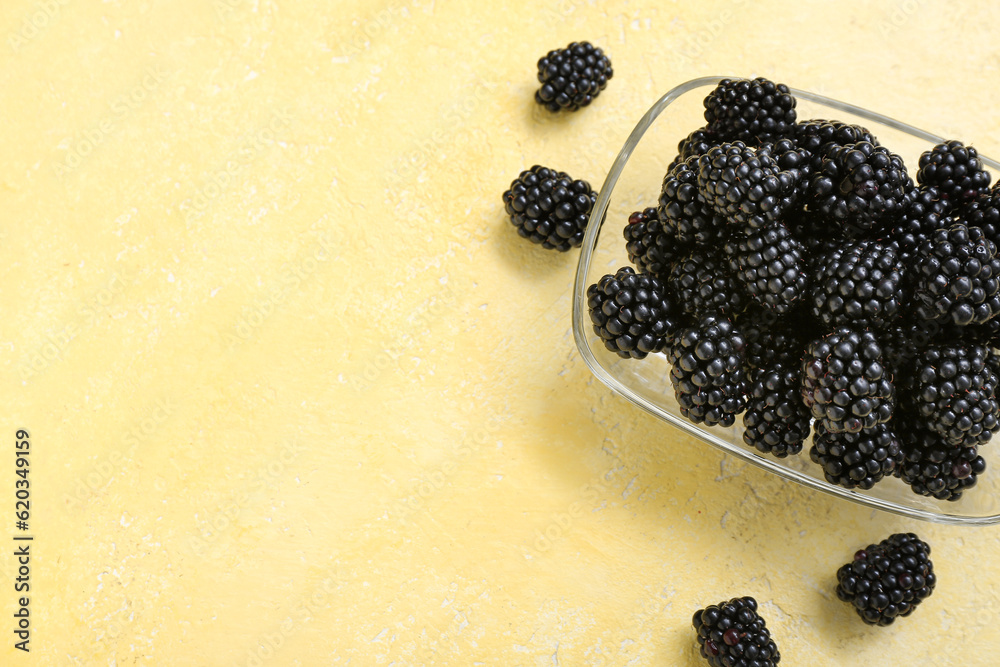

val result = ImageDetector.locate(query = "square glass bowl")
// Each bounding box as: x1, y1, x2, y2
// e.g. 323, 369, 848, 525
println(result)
572, 76, 1000, 526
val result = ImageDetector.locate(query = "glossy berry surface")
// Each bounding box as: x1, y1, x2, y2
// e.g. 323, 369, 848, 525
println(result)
502, 165, 596, 251
534, 41, 612, 112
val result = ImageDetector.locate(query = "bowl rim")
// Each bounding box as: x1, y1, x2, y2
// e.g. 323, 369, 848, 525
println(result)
571, 75, 1000, 526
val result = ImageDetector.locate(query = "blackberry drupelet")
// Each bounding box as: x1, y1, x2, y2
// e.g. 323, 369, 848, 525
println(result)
669, 247, 749, 318
835, 533, 935, 626
502, 165, 597, 251
534, 41, 613, 112
917, 140, 991, 204
808, 240, 903, 331
692, 596, 780, 667
743, 364, 812, 457
724, 221, 808, 314
910, 223, 1000, 326
896, 424, 986, 501
703, 76, 797, 145
587, 267, 682, 359
698, 142, 796, 230
623, 207, 688, 276
801, 329, 894, 433
884, 186, 951, 265
904, 342, 1000, 447
659, 156, 729, 246
810, 422, 902, 489
668, 315, 748, 427
808, 141, 911, 238
738, 305, 809, 370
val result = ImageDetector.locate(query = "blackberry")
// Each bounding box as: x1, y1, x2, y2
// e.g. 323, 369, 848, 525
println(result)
724, 221, 808, 314
904, 342, 1000, 447
669, 127, 718, 171
587, 267, 681, 359
502, 165, 597, 251
668, 315, 748, 427
659, 156, 729, 246
808, 141, 911, 238
743, 364, 811, 458
759, 137, 811, 202
917, 140, 991, 205
835, 533, 935, 626
910, 223, 1000, 326
957, 184, 1000, 249
623, 207, 688, 276
703, 77, 797, 145
793, 119, 879, 168
669, 247, 749, 318
738, 305, 809, 370
897, 425, 986, 501
801, 329, 894, 433
698, 142, 796, 231
692, 596, 780, 667
884, 186, 951, 265
808, 240, 903, 331
810, 422, 902, 489
534, 41, 613, 112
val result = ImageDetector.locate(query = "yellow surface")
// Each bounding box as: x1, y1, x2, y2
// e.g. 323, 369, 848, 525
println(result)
2, 0, 1000, 664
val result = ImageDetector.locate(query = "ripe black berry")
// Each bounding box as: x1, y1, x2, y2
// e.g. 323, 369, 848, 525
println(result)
698, 142, 795, 231
669, 247, 749, 318
668, 315, 748, 427
692, 596, 780, 667
703, 77, 797, 145
534, 41, 612, 112
808, 240, 903, 331
659, 156, 729, 246
835, 533, 935, 626
623, 207, 688, 276
587, 267, 682, 359
743, 364, 811, 458
502, 165, 596, 251
910, 222, 1000, 326
917, 140, 991, 204
896, 424, 986, 501
724, 221, 808, 315
810, 422, 902, 489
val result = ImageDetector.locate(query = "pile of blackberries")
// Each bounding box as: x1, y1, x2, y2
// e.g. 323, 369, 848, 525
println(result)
585, 76, 1000, 502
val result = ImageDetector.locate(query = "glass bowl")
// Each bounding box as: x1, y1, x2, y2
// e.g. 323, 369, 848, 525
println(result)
572, 76, 1000, 526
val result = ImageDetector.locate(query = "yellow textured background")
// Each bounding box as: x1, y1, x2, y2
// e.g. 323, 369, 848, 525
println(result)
1, 0, 1000, 664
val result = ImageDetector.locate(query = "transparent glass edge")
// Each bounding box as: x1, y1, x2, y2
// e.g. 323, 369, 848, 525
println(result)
572, 77, 1000, 527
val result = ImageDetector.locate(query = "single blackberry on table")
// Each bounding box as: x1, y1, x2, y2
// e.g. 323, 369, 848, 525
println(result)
743, 363, 812, 457
669, 247, 749, 318
623, 207, 688, 276
917, 140, 991, 205
692, 596, 780, 667
668, 315, 748, 427
808, 141, 911, 238
587, 267, 682, 359
659, 156, 729, 246
956, 183, 1000, 249
502, 165, 596, 251
723, 221, 808, 314
883, 186, 951, 265
698, 142, 797, 230
910, 222, 1000, 326
807, 240, 903, 331
738, 305, 810, 370
534, 41, 613, 112
896, 424, 986, 501
703, 76, 797, 145
801, 328, 894, 433
810, 422, 902, 489
904, 341, 1000, 447
835, 533, 935, 626
793, 119, 879, 168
